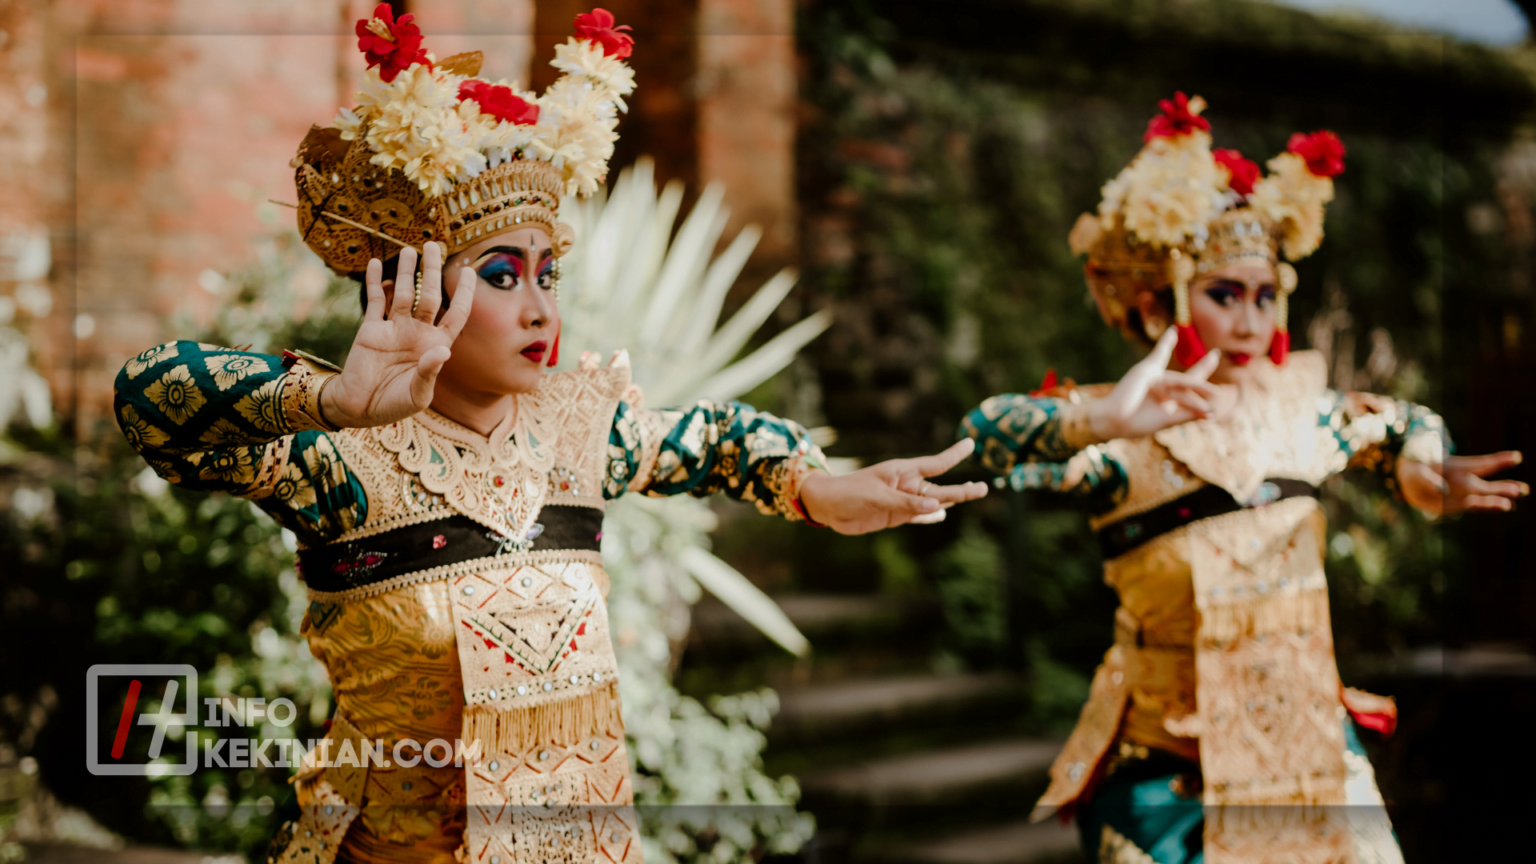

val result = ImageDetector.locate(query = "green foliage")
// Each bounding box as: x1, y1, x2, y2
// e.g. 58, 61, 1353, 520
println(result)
787, 0, 1528, 704
1, 235, 347, 857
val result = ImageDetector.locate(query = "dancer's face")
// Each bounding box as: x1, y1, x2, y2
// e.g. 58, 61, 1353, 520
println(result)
1188, 260, 1278, 385
439, 226, 559, 396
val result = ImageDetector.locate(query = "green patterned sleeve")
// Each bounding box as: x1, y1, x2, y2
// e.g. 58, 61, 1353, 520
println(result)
602, 398, 828, 522
113, 340, 366, 546
1319, 389, 1453, 489
959, 393, 1127, 515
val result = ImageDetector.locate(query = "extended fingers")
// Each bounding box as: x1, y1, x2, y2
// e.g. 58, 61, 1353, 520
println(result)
438, 264, 477, 341
919, 480, 989, 506
1188, 348, 1221, 380
1453, 450, 1524, 477
363, 258, 385, 322
411, 345, 451, 408
877, 484, 941, 518
1147, 327, 1178, 369
909, 438, 976, 477
1458, 474, 1529, 500
414, 242, 443, 322
390, 246, 419, 320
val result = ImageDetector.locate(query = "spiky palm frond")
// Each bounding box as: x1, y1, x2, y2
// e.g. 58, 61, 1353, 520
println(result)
559, 158, 823, 658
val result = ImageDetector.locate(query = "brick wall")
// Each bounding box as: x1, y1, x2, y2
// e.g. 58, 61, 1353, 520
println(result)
3, 0, 799, 433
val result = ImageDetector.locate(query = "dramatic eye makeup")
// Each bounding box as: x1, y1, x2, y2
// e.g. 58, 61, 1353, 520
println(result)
535, 251, 555, 291
1204, 282, 1243, 306
471, 246, 526, 290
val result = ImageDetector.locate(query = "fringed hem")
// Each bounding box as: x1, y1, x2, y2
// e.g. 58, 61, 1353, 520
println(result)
461, 680, 623, 755
1206, 794, 1349, 832
1198, 584, 1331, 645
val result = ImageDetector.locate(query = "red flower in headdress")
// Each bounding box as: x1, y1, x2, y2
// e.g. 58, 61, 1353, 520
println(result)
1213, 148, 1260, 196
1287, 130, 1346, 178
356, 3, 429, 83
573, 8, 634, 59
1144, 92, 1210, 142
458, 80, 540, 126
1029, 369, 1059, 398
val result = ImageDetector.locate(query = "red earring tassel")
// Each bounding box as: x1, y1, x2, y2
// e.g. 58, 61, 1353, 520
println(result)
547, 328, 560, 367
1269, 329, 1289, 365
1268, 290, 1290, 366
1169, 260, 1207, 368
1174, 323, 1207, 368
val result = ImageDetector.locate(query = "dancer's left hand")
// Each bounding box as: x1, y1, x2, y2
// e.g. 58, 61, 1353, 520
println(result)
798, 439, 990, 535
1398, 451, 1528, 516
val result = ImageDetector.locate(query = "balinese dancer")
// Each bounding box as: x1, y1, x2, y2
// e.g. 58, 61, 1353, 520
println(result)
961, 94, 1525, 863
113, 8, 986, 863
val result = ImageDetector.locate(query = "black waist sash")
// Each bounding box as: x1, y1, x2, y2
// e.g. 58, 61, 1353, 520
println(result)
1096, 479, 1319, 560
298, 506, 603, 595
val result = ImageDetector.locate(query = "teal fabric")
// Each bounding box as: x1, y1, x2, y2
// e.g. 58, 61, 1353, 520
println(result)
115, 341, 822, 547
1076, 723, 1374, 863
958, 387, 1450, 517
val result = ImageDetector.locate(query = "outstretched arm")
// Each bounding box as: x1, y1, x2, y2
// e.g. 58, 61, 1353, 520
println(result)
960, 329, 1219, 513
113, 340, 365, 544
605, 398, 985, 534
1325, 389, 1526, 516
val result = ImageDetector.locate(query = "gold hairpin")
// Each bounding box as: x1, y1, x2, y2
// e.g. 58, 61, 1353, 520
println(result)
268, 200, 419, 254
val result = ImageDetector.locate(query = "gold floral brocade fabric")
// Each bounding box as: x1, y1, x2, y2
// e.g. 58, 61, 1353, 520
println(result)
303, 583, 467, 862
982, 354, 1428, 864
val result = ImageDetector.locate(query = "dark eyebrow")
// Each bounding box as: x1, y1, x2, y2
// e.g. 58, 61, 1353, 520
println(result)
471, 246, 525, 265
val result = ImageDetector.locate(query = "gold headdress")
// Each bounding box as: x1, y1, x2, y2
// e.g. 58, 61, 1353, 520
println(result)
1070, 93, 1345, 365
292, 5, 636, 275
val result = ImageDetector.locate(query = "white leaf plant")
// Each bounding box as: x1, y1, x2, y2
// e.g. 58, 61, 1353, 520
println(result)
560, 158, 822, 861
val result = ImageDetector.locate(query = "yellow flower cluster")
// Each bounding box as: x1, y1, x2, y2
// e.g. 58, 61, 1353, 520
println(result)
1098, 130, 1229, 251
1248, 151, 1335, 261
332, 36, 635, 200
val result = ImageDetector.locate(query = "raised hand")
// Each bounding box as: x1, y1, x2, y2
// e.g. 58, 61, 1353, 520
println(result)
1088, 328, 1221, 441
1398, 450, 1528, 516
798, 438, 990, 535
319, 243, 477, 429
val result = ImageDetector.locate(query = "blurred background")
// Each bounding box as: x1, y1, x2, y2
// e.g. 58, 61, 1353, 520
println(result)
2, 0, 1534, 862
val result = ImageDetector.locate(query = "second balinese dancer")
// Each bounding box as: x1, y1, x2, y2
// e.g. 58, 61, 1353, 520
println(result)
113, 7, 986, 863
961, 94, 1525, 863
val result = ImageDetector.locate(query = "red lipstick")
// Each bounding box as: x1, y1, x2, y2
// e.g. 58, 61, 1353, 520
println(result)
521, 341, 547, 363
1229, 352, 1252, 366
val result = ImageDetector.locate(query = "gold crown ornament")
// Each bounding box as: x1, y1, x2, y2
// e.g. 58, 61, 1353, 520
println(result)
288, 5, 636, 276
1070, 93, 1345, 366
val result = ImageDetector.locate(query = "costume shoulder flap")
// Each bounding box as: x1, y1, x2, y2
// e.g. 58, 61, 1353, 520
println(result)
1153, 350, 1331, 501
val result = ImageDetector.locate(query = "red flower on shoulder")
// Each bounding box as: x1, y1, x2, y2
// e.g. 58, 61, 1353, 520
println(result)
356, 2, 429, 83
573, 8, 634, 59
458, 80, 540, 126
1287, 130, 1346, 178
1213, 148, 1260, 196
1144, 92, 1210, 142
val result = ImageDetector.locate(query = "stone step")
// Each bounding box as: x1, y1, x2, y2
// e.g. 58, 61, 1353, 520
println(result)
772, 672, 1028, 744
679, 594, 943, 693
690, 593, 933, 647
883, 819, 1086, 864
800, 737, 1059, 808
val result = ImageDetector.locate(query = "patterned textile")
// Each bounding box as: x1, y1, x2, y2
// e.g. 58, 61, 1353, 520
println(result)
959, 353, 1437, 864
114, 341, 827, 864
1080, 724, 1402, 864
960, 354, 1448, 516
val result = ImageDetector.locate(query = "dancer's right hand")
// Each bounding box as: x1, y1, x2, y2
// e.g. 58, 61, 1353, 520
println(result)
319, 242, 477, 429
1087, 328, 1221, 441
